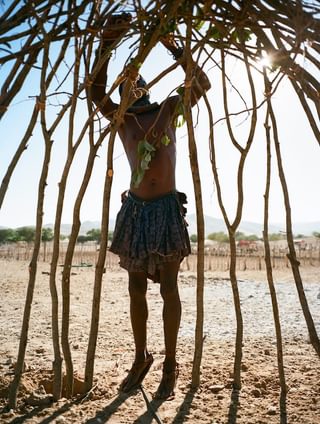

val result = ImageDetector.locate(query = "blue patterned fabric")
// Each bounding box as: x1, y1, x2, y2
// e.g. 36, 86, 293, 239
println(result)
109, 190, 191, 281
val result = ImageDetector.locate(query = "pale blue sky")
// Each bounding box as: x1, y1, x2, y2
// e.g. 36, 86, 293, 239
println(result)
1, 36, 319, 229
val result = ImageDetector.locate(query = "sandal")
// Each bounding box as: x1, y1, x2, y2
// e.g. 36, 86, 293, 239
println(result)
120, 353, 154, 393
154, 362, 179, 400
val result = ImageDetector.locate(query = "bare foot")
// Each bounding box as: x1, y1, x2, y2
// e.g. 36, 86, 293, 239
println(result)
154, 363, 179, 400
120, 353, 153, 393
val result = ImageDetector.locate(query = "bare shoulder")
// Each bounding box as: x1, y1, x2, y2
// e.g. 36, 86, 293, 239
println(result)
160, 95, 180, 115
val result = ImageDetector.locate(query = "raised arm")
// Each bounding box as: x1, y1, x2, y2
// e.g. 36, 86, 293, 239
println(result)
90, 13, 132, 119
161, 35, 211, 107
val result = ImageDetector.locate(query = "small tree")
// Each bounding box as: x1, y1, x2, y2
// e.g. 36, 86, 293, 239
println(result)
190, 234, 198, 243
42, 228, 54, 262
0, 228, 18, 244
207, 232, 229, 243
235, 231, 246, 241
86, 228, 101, 243
42, 228, 54, 242
268, 233, 285, 241
77, 235, 88, 244
246, 234, 260, 241
16, 226, 36, 243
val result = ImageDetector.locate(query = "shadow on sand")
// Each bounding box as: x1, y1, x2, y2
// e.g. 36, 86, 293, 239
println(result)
83, 385, 197, 424
84, 391, 133, 423
280, 390, 287, 424
226, 386, 287, 424
227, 387, 240, 424
8, 398, 81, 424
6, 381, 287, 423
132, 386, 197, 424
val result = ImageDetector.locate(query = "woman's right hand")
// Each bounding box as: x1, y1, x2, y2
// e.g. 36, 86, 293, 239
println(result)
101, 12, 132, 42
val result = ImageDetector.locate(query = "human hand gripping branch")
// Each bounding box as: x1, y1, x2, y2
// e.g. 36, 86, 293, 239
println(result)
90, 13, 132, 117
160, 34, 211, 106
99, 13, 132, 50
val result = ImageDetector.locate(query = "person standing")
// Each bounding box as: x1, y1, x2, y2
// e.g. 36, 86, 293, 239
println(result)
91, 13, 211, 399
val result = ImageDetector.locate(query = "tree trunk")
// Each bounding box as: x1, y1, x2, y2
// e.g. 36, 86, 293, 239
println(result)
263, 89, 287, 422
183, 19, 205, 389
269, 102, 320, 357
9, 42, 52, 407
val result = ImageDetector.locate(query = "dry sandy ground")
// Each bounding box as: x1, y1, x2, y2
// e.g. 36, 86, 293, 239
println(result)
0, 259, 320, 423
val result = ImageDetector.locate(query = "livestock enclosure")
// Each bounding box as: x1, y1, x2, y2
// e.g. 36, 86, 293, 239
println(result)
1, 238, 319, 272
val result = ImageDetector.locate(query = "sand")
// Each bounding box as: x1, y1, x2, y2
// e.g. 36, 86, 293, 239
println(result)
0, 259, 320, 423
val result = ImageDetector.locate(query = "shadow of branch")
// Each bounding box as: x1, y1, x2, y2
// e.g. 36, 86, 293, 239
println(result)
132, 395, 165, 424
280, 389, 287, 424
171, 387, 197, 423
84, 391, 132, 423
227, 387, 240, 424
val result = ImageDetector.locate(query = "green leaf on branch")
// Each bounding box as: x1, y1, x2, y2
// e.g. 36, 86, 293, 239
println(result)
160, 19, 177, 36
161, 134, 171, 146
129, 58, 142, 69
131, 139, 156, 188
141, 152, 152, 170
231, 28, 252, 42
194, 4, 205, 31
137, 139, 156, 155
131, 169, 144, 188
195, 20, 205, 31
175, 115, 186, 128
177, 86, 185, 96
173, 98, 186, 128
208, 26, 221, 40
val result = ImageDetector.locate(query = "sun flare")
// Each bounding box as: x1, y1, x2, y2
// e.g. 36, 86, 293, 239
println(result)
259, 53, 272, 68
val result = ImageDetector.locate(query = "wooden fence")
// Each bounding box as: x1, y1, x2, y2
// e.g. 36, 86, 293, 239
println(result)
1, 241, 319, 271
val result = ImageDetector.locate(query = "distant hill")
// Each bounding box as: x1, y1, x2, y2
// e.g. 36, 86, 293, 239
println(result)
185, 214, 282, 237
186, 214, 320, 237
2, 216, 319, 237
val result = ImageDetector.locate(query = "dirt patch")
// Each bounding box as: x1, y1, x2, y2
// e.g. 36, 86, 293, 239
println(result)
0, 260, 319, 423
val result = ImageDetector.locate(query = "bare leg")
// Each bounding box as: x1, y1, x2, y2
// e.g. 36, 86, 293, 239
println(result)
154, 261, 181, 399
120, 271, 153, 392
129, 271, 148, 361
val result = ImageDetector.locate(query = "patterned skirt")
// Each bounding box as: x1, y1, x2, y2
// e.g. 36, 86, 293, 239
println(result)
109, 190, 191, 281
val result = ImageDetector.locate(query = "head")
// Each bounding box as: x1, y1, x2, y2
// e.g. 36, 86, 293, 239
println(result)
119, 74, 150, 107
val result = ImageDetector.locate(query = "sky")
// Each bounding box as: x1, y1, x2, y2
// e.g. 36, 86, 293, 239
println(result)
1, 30, 320, 230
